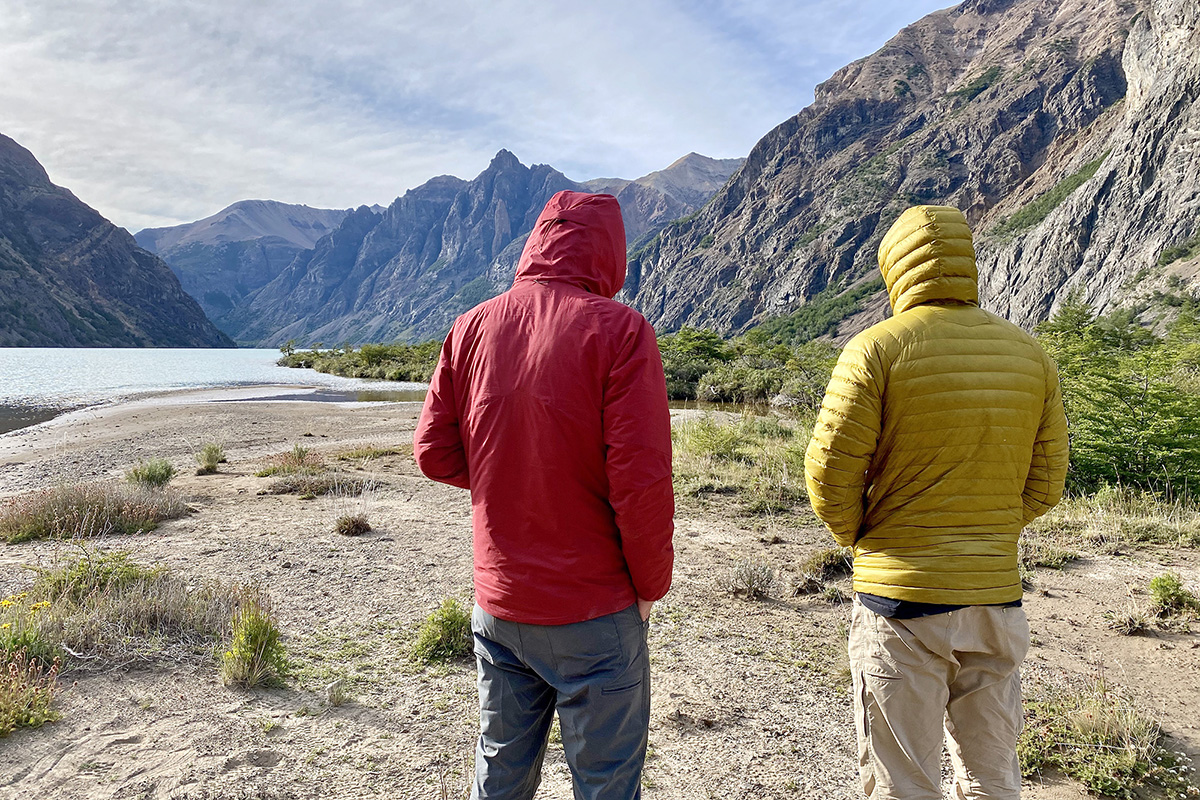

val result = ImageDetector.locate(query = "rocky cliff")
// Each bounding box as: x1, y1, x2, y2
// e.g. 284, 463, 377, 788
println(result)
135, 201, 353, 328
625, 0, 1197, 337
0, 133, 233, 347
222, 151, 742, 346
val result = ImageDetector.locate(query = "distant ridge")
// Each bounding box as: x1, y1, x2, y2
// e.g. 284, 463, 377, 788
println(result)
134, 200, 357, 326
152, 151, 742, 346
0, 132, 233, 348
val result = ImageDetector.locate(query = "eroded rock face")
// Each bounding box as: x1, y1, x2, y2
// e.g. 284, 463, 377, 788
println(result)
0, 133, 233, 347
625, 0, 1198, 337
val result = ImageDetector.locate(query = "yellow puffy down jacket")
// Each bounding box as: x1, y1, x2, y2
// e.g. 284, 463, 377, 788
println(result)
804, 206, 1069, 604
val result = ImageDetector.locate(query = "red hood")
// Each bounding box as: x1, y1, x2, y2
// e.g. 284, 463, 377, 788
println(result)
515, 190, 626, 298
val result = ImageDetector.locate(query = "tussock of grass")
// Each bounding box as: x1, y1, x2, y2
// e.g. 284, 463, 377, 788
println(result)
334, 514, 371, 537
799, 547, 853, 583
1020, 678, 1199, 799
411, 598, 472, 664
125, 457, 176, 488
262, 473, 366, 498
255, 444, 326, 478
221, 590, 288, 688
195, 443, 226, 475
334, 445, 409, 462
0, 482, 189, 544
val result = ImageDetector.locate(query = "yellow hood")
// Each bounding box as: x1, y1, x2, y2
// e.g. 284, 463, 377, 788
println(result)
878, 205, 978, 314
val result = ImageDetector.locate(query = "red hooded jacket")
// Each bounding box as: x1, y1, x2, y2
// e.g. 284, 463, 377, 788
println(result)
413, 191, 675, 625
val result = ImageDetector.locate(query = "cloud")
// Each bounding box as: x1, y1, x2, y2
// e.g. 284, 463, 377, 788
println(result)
0, 0, 952, 231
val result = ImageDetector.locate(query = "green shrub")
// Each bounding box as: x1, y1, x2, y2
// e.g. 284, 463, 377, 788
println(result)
1158, 233, 1200, 267
411, 598, 472, 664
125, 458, 176, 488
950, 65, 1002, 101
1148, 572, 1200, 618
278, 340, 441, 382
0, 648, 61, 737
1037, 300, 1200, 499
0, 483, 188, 544
221, 590, 288, 688
0, 592, 60, 667
195, 443, 226, 475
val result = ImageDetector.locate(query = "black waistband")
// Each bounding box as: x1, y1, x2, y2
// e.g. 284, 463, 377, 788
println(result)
857, 592, 1022, 619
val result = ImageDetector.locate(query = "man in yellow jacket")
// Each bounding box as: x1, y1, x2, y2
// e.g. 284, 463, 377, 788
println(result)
805, 206, 1069, 800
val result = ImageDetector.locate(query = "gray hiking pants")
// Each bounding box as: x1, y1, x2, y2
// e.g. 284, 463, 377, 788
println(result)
471, 603, 651, 800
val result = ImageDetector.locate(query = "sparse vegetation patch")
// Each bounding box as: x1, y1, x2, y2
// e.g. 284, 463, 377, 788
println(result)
195, 443, 226, 475
1020, 678, 1199, 799
0, 482, 188, 544
992, 153, 1108, 236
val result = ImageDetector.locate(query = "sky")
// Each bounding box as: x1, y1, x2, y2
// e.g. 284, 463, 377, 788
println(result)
0, 0, 952, 232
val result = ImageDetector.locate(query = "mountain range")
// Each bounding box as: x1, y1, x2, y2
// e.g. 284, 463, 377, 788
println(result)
4, 0, 1197, 349
141, 152, 742, 346
0, 134, 231, 347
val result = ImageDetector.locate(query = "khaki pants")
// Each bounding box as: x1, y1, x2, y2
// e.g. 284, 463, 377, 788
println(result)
848, 596, 1030, 800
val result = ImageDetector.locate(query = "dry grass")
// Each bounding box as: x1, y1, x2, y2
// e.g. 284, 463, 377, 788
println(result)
672, 412, 813, 516
255, 444, 326, 477
1026, 488, 1200, 557
333, 444, 409, 463
261, 473, 367, 498
0, 482, 189, 544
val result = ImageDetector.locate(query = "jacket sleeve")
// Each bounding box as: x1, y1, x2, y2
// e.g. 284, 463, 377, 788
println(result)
1022, 352, 1069, 524
413, 333, 470, 490
603, 318, 675, 602
804, 335, 884, 547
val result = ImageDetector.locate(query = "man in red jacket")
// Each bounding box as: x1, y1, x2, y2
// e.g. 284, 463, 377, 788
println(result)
414, 190, 675, 800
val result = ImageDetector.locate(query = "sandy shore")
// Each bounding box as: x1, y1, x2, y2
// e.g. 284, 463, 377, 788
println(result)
0, 393, 1196, 799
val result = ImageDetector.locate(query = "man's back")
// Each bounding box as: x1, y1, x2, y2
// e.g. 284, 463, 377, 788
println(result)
414, 190, 674, 625
804, 205, 1069, 604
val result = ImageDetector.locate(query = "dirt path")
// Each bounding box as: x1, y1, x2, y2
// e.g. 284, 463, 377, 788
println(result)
0, 396, 1196, 799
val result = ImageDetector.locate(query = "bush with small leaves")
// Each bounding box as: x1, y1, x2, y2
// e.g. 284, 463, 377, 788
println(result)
1148, 572, 1200, 618
411, 598, 472, 664
221, 590, 288, 688
125, 458, 176, 488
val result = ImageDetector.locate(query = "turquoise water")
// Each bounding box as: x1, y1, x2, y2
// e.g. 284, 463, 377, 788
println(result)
0, 348, 426, 433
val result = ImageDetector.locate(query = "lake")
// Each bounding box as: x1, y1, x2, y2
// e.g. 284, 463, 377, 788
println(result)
0, 348, 428, 435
